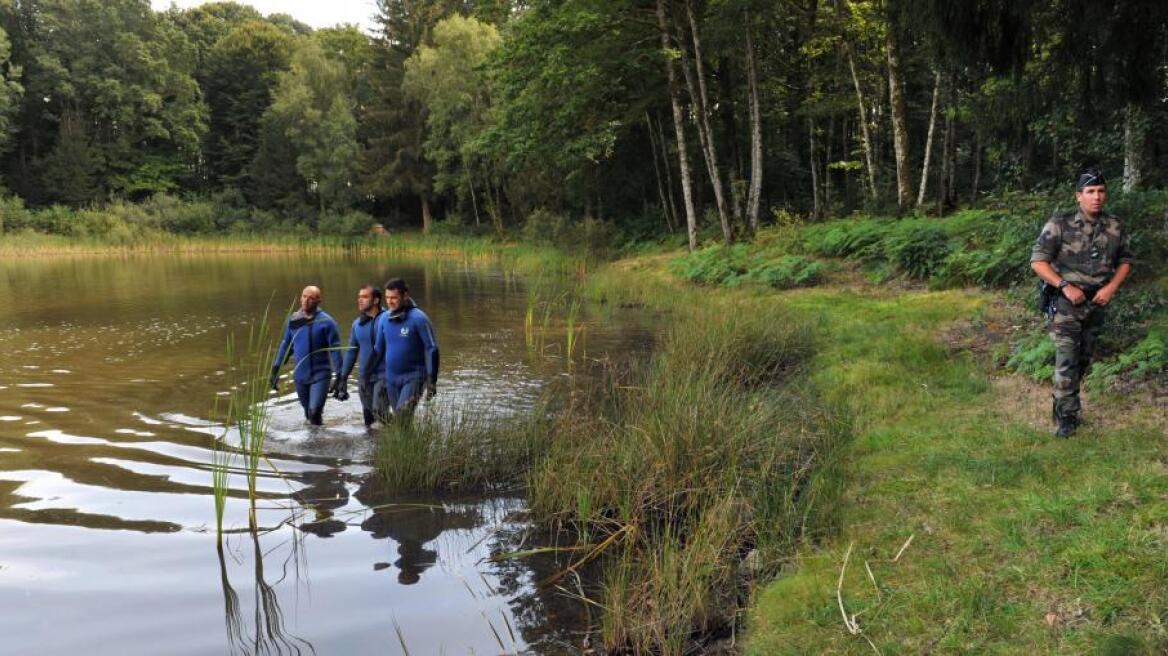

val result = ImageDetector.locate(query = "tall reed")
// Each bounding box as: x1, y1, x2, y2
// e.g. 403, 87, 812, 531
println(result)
222, 301, 280, 530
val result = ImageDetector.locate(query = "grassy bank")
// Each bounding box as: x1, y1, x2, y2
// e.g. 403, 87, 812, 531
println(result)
745, 285, 1168, 654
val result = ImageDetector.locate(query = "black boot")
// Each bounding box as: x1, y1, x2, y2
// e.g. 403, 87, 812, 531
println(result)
1055, 414, 1078, 438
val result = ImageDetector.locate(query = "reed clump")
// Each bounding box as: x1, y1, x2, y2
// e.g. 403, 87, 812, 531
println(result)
527, 308, 850, 653
375, 297, 851, 653
375, 399, 559, 493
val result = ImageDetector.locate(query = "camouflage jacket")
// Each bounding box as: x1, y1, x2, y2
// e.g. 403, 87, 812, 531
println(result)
1030, 210, 1134, 287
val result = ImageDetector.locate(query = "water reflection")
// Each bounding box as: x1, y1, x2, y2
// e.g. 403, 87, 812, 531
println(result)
0, 253, 654, 653
355, 481, 481, 586
216, 530, 316, 656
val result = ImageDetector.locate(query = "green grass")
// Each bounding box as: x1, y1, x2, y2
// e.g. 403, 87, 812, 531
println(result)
745, 286, 1168, 654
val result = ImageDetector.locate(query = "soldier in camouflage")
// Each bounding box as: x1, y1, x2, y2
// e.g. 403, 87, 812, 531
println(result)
1030, 167, 1134, 438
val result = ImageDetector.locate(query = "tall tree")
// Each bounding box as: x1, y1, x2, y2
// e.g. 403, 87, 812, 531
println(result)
264, 40, 360, 214
404, 15, 502, 230
203, 20, 295, 191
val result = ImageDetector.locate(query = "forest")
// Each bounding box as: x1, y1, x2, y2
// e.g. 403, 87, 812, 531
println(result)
1, 0, 1166, 243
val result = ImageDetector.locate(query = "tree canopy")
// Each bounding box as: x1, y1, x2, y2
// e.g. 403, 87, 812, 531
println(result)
1, 0, 1167, 237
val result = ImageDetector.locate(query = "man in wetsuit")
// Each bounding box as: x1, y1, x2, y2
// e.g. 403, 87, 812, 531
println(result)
1030, 167, 1134, 438
337, 285, 387, 427
270, 285, 343, 426
373, 278, 439, 420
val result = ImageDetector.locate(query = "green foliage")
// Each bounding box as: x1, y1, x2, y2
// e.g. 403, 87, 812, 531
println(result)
1090, 330, 1168, 389
1006, 331, 1055, 382
264, 39, 359, 214
203, 19, 295, 188
520, 208, 615, 256
403, 14, 502, 229
317, 210, 376, 237
670, 244, 826, 289
885, 222, 954, 279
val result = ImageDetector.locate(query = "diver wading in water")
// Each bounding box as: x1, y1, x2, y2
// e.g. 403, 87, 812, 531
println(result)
373, 278, 439, 421
270, 285, 343, 426
337, 285, 387, 427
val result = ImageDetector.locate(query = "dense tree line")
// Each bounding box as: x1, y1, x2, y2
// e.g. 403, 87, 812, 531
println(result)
0, 0, 1166, 243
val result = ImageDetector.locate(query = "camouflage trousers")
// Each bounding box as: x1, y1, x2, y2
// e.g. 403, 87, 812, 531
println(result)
1049, 296, 1107, 420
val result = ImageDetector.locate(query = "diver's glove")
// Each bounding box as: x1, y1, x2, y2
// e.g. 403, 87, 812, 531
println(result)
333, 376, 350, 401
328, 374, 343, 398
268, 368, 280, 391
424, 381, 437, 401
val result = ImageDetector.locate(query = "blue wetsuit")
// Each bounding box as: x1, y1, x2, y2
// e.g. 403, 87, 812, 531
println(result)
273, 309, 342, 425
340, 310, 386, 426
373, 299, 439, 416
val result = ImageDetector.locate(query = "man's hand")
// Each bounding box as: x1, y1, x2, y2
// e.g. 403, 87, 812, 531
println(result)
424, 382, 437, 401
328, 375, 342, 398
1093, 284, 1118, 306
334, 377, 350, 401
269, 369, 280, 391
1062, 284, 1087, 305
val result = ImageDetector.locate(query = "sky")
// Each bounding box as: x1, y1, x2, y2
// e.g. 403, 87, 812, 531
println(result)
150, 0, 380, 33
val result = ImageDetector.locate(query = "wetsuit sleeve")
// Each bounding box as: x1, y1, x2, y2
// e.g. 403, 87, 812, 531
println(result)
274, 320, 294, 369
339, 323, 358, 380
328, 320, 343, 375
1030, 218, 1061, 263
373, 315, 385, 363
418, 314, 440, 386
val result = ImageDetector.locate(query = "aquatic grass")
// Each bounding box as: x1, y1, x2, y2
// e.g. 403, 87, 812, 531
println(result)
522, 307, 850, 654
565, 297, 582, 361
375, 396, 560, 493
222, 300, 282, 531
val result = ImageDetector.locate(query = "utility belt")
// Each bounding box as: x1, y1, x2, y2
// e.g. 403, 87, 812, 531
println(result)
1037, 280, 1107, 319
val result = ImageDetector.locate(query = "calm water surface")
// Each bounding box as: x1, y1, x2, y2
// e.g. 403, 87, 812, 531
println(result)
0, 252, 648, 655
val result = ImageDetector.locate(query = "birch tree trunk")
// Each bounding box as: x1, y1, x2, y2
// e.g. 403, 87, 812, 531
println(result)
885, 26, 911, 213
970, 129, 981, 204
843, 42, 876, 200
745, 14, 763, 233
653, 111, 681, 232
682, 0, 733, 243
646, 112, 676, 233
917, 69, 941, 207
1124, 103, 1146, 192
809, 118, 822, 220
421, 195, 432, 234
657, 0, 698, 251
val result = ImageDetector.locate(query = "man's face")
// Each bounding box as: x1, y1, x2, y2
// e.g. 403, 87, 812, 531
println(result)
1076, 184, 1107, 217
385, 289, 407, 312
300, 287, 321, 313
357, 287, 375, 313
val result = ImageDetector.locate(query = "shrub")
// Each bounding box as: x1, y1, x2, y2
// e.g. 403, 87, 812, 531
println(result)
144, 194, 215, 234
0, 195, 32, 233
669, 244, 750, 285
1006, 331, 1055, 382
1089, 330, 1168, 388
521, 208, 615, 256
747, 255, 826, 288
317, 210, 376, 237
886, 222, 954, 279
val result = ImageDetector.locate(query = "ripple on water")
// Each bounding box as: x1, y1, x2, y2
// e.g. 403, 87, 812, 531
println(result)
16, 383, 53, 388
26, 429, 107, 446
44, 407, 69, 413
114, 429, 156, 437
0, 415, 21, 421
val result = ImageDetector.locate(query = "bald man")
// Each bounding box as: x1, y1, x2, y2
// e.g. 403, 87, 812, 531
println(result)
270, 285, 343, 425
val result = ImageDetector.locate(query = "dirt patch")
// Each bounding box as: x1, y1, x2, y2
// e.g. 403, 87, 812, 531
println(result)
943, 294, 1024, 365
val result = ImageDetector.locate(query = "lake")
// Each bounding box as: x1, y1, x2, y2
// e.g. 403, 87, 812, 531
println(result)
0, 251, 649, 655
